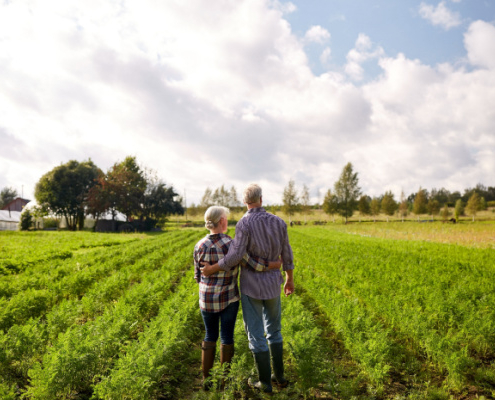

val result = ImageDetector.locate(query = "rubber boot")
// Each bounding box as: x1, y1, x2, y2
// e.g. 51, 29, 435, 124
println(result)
269, 342, 288, 388
220, 343, 234, 388
201, 341, 216, 390
248, 350, 272, 393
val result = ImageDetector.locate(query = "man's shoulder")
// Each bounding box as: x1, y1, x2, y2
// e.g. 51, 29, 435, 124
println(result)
263, 212, 287, 226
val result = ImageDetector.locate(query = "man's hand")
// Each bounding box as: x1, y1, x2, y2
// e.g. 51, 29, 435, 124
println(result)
284, 269, 294, 296
284, 279, 294, 296
201, 262, 220, 277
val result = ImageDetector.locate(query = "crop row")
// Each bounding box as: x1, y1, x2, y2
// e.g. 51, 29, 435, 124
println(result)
290, 227, 495, 392
0, 231, 195, 331
0, 230, 188, 299
0, 231, 140, 275
0, 230, 204, 398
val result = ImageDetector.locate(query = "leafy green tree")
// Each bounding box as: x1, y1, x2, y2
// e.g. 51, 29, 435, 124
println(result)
466, 192, 481, 221
106, 156, 147, 222
228, 186, 241, 208
381, 191, 397, 220
300, 184, 311, 223
0, 187, 18, 208
334, 162, 361, 223
441, 204, 450, 220
282, 179, 299, 223
370, 197, 381, 222
140, 181, 184, 229
427, 198, 441, 220
35, 159, 101, 230
454, 199, 464, 222
357, 195, 371, 219
398, 191, 408, 221
412, 187, 428, 216
322, 189, 337, 222
200, 187, 213, 208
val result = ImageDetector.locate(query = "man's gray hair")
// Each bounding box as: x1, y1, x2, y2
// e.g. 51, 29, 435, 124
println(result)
243, 183, 262, 204
204, 206, 229, 230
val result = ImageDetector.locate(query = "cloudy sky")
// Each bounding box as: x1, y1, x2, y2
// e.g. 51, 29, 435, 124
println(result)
1, 0, 494, 205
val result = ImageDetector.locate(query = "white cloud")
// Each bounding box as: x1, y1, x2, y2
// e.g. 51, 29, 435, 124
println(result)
465, 20, 495, 69
419, 1, 462, 30
304, 25, 330, 44
0, 0, 494, 204
320, 47, 331, 64
345, 34, 384, 81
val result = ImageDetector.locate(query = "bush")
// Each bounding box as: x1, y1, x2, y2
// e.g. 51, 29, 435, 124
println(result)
43, 218, 59, 229
19, 210, 33, 231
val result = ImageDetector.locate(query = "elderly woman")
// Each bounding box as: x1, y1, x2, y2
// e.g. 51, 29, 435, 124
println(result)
193, 205, 281, 389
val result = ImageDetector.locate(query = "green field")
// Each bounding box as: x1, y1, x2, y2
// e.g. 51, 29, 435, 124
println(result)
0, 225, 494, 399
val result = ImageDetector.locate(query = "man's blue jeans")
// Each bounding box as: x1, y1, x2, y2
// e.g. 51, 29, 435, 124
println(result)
241, 293, 282, 353
201, 300, 239, 344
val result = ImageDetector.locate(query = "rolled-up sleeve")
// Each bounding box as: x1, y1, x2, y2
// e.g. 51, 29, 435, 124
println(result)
218, 224, 248, 271
281, 225, 294, 271
193, 248, 201, 283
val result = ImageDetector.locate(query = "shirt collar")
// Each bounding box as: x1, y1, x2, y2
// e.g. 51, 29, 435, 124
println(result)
247, 207, 266, 214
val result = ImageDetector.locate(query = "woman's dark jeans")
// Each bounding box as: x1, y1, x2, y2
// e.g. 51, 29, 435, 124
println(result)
201, 300, 239, 344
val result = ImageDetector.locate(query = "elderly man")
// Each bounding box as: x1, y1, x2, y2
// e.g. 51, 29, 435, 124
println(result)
202, 183, 295, 393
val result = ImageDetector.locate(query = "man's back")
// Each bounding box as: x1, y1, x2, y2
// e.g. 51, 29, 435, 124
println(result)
219, 207, 294, 299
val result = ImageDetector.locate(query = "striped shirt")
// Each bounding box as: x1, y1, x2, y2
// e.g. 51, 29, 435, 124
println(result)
193, 233, 270, 312
218, 207, 294, 300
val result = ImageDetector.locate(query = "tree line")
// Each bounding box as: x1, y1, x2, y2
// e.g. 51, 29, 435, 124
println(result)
24, 156, 183, 231
282, 163, 494, 223
187, 162, 494, 224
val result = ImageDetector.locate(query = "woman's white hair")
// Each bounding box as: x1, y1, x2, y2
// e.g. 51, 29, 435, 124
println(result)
204, 206, 230, 230
243, 183, 262, 204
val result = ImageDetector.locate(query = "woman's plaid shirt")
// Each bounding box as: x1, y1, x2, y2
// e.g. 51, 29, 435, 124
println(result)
194, 233, 269, 313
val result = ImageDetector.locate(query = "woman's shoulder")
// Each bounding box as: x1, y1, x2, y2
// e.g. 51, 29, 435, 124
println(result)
194, 234, 213, 250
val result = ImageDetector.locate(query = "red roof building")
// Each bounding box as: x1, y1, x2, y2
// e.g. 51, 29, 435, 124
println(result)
1, 197, 30, 212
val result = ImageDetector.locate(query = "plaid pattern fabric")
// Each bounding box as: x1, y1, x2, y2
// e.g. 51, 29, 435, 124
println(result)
193, 233, 268, 312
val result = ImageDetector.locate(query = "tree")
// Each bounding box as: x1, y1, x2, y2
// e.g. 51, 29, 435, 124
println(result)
200, 187, 213, 208
300, 184, 311, 223
334, 162, 361, 223
454, 199, 464, 222
282, 179, 299, 223
398, 191, 408, 222
370, 197, 381, 222
441, 204, 450, 221
140, 181, 184, 229
105, 156, 147, 222
228, 186, 241, 208
322, 189, 337, 222
0, 187, 18, 208
466, 192, 481, 222
381, 191, 397, 221
427, 198, 440, 220
35, 159, 101, 230
357, 195, 371, 222
412, 187, 428, 217
86, 171, 112, 230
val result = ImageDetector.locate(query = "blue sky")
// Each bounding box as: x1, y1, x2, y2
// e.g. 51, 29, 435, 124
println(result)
291, 1, 491, 67
0, 0, 494, 205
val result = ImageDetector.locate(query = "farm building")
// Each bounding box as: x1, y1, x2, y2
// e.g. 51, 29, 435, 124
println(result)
0, 210, 21, 231
1, 197, 30, 212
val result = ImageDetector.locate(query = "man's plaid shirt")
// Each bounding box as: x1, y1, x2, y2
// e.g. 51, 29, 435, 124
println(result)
194, 233, 269, 313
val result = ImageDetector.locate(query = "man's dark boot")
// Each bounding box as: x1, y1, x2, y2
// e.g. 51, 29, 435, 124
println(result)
248, 350, 272, 393
201, 341, 216, 390
269, 342, 288, 388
